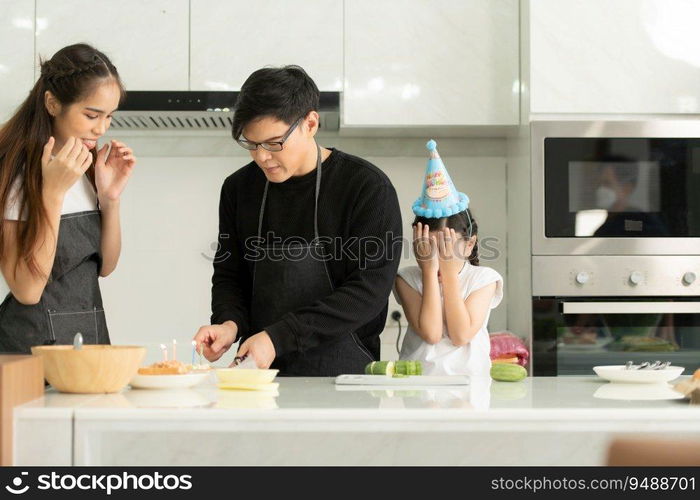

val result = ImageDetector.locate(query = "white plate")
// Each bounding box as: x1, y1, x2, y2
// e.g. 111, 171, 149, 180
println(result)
335, 374, 469, 386
129, 372, 210, 390
593, 365, 685, 384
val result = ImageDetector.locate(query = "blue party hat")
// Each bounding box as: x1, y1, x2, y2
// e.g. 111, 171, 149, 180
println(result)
412, 139, 469, 218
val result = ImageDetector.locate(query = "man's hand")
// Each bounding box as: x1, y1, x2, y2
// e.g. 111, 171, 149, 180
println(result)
236, 331, 276, 369
193, 321, 238, 362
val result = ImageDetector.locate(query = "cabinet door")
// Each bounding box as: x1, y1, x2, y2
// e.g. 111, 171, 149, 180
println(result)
531, 0, 700, 114
344, 0, 519, 126
0, 0, 35, 122
36, 0, 189, 90
190, 0, 343, 91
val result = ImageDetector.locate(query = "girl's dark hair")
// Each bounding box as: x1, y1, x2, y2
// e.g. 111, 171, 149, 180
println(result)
0, 43, 125, 278
231, 65, 320, 140
413, 208, 480, 266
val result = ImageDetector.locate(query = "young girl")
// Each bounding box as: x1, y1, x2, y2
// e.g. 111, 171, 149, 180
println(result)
394, 140, 503, 377
0, 44, 136, 353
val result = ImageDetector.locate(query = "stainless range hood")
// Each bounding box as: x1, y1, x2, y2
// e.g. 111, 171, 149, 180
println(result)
112, 91, 340, 131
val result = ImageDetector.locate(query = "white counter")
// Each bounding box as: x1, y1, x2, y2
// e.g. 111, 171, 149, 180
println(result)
14, 376, 700, 466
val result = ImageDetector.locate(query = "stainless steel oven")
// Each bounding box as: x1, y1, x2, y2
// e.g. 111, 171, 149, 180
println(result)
532, 120, 700, 255
532, 256, 700, 376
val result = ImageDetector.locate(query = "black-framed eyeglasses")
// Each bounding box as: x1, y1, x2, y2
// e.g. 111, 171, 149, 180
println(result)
236, 116, 304, 152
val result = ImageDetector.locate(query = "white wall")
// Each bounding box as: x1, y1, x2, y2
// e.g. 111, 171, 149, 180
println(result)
0, 135, 508, 364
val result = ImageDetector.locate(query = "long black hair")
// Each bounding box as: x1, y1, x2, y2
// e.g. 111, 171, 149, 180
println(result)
0, 43, 124, 278
413, 208, 479, 265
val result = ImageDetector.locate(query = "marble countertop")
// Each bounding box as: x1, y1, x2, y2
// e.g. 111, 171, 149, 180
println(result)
14, 376, 700, 466
16, 375, 700, 421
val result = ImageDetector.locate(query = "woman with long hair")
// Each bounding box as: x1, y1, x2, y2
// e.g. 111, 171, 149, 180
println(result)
0, 43, 136, 353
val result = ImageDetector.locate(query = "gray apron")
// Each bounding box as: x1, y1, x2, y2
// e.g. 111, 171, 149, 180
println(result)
248, 145, 374, 376
0, 210, 109, 353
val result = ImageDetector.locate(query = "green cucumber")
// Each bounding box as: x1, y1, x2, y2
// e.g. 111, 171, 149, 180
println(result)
366, 360, 423, 376
364, 361, 395, 375
490, 363, 527, 382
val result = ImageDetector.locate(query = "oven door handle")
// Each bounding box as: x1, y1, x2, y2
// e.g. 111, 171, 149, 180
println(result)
562, 302, 700, 314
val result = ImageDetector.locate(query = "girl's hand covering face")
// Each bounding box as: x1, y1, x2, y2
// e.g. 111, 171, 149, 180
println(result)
413, 222, 438, 275
437, 227, 465, 278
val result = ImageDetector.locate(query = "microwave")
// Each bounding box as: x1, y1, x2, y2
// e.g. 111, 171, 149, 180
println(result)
531, 120, 700, 256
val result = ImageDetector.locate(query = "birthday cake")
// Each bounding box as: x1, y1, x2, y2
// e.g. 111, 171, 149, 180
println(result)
138, 360, 191, 375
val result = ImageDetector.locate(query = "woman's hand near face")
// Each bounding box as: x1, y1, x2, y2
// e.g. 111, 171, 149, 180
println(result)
413, 222, 438, 276
41, 136, 92, 200
95, 139, 136, 203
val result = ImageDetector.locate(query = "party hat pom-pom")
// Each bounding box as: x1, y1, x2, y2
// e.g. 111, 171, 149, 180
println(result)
426, 139, 437, 151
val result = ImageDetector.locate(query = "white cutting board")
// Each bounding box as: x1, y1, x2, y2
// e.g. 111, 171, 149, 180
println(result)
335, 374, 469, 386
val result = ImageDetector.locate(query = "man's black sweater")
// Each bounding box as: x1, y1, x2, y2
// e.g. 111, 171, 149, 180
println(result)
211, 148, 403, 358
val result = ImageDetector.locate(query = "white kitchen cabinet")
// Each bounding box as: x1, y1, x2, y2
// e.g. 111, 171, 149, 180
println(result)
0, 0, 35, 123
530, 0, 700, 114
35, 0, 189, 91
190, 0, 343, 91
343, 0, 519, 126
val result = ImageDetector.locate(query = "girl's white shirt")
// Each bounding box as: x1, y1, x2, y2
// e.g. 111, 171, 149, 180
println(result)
393, 262, 504, 377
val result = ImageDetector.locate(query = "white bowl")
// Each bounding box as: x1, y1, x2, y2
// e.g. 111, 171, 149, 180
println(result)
593, 365, 684, 384
129, 372, 210, 389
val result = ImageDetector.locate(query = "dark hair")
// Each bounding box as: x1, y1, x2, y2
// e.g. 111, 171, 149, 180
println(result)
413, 209, 480, 266
0, 43, 124, 278
231, 65, 320, 140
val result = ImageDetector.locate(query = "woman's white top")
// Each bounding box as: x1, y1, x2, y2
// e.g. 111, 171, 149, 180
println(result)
4, 174, 98, 220
393, 262, 504, 377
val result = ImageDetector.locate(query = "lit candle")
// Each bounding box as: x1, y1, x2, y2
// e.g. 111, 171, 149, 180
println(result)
198, 343, 203, 366
172, 339, 177, 361
191, 340, 196, 366
160, 343, 168, 362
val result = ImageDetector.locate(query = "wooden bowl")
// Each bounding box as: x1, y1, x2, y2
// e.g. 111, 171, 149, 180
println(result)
31, 345, 145, 394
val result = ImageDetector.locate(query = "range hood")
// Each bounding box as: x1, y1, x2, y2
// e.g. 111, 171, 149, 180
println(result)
112, 91, 340, 131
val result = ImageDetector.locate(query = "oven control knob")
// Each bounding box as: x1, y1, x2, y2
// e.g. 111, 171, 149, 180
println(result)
629, 271, 643, 286
683, 272, 697, 285
575, 271, 590, 285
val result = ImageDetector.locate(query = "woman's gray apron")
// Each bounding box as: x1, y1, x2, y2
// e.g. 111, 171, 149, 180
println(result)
0, 210, 109, 353
248, 145, 374, 376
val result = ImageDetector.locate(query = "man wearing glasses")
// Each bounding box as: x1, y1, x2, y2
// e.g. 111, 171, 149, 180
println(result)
193, 65, 403, 375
